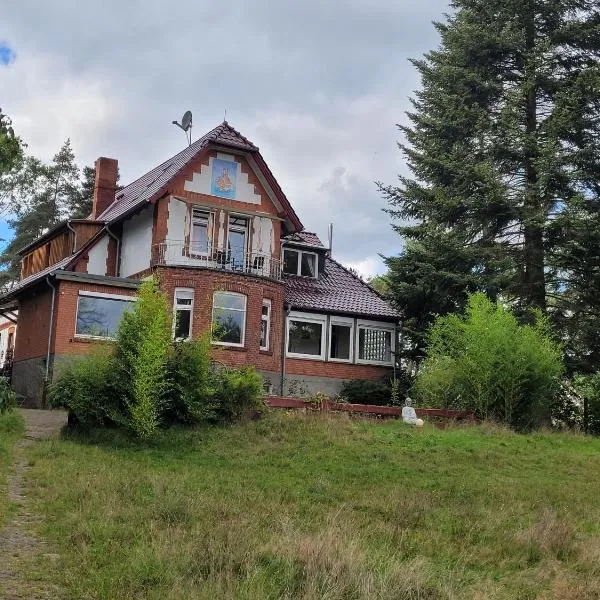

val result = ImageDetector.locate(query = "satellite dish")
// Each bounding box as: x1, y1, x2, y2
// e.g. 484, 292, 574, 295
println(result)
181, 111, 192, 131
172, 110, 193, 146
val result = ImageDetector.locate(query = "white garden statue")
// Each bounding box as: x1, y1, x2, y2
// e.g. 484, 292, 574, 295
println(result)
402, 397, 424, 427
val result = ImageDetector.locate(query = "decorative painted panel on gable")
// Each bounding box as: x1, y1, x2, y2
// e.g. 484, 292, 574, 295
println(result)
183, 153, 261, 205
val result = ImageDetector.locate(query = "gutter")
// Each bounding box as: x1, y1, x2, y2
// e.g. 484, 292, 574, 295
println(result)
105, 225, 120, 276
43, 276, 57, 407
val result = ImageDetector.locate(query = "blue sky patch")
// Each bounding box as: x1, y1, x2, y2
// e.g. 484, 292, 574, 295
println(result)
0, 43, 16, 66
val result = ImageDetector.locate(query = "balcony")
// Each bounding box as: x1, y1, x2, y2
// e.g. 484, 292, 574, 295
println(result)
154, 241, 282, 280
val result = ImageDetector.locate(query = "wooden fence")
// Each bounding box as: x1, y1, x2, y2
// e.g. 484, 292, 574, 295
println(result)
264, 396, 476, 424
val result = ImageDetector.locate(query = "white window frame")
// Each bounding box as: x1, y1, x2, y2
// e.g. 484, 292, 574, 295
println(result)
227, 214, 249, 263
211, 291, 247, 348
282, 248, 318, 278
286, 311, 327, 360
74, 290, 136, 340
355, 319, 395, 366
260, 299, 271, 351
328, 316, 354, 363
190, 208, 213, 256
172, 288, 194, 341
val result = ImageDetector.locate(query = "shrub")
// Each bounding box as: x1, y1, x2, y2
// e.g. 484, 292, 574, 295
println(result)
48, 351, 119, 426
572, 373, 600, 435
413, 293, 563, 429
211, 365, 264, 422
340, 372, 412, 406
0, 378, 16, 414
114, 279, 171, 439
166, 336, 217, 424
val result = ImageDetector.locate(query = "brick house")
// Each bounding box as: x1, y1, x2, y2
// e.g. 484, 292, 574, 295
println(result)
0, 122, 400, 407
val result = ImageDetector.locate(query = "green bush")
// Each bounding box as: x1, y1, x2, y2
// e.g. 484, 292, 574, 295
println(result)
114, 279, 171, 439
413, 293, 563, 429
572, 373, 600, 434
0, 378, 16, 414
48, 352, 119, 426
340, 371, 412, 406
166, 336, 216, 424
211, 365, 264, 422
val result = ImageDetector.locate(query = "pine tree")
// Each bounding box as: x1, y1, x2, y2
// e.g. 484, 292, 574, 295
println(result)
0, 108, 25, 209
0, 140, 81, 285
70, 165, 96, 219
381, 0, 600, 362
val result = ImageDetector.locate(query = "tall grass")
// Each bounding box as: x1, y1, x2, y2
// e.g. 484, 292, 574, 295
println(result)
23, 413, 600, 599
0, 409, 25, 526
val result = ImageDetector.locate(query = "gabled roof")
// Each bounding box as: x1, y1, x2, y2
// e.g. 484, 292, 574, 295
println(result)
283, 231, 325, 249
99, 121, 303, 231
284, 256, 401, 320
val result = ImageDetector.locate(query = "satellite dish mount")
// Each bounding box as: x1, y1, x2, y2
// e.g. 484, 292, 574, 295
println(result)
172, 110, 193, 146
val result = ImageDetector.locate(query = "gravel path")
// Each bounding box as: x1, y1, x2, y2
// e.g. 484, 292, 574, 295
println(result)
0, 409, 67, 599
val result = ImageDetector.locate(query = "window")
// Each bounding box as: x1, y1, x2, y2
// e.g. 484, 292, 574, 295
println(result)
260, 299, 271, 350
227, 216, 248, 269
357, 323, 394, 364
282, 248, 317, 277
191, 209, 212, 254
212, 291, 246, 346
75, 292, 135, 339
173, 288, 194, 340
329, 319, 353, 362
287, 313, 326, 359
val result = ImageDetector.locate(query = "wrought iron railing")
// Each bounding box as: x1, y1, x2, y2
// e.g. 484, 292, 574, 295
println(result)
154, 241, 282, 280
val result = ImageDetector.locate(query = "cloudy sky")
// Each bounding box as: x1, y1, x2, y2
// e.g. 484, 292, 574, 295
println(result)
1, 0, 447, 277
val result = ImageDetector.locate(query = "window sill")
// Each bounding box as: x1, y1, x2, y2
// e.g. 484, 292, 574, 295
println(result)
212, 344, 248, 353
259, 349, 273, 356
72, 336, 114, 344
286, 353, 325, 361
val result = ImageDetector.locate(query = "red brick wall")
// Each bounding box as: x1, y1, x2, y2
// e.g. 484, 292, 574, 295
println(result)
14, 285, 54, 361
285, 358, 392, 381
52, 281, 137, 355
157, 266, 284, 372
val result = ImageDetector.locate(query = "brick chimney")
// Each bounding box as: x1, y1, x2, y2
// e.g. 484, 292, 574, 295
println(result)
92, 157, 118, 219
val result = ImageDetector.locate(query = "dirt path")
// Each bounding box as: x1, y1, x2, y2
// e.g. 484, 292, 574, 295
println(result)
0, 409, 68, 600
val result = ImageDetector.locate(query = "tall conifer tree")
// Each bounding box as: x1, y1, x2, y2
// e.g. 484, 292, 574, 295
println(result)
381, 0, 600, 363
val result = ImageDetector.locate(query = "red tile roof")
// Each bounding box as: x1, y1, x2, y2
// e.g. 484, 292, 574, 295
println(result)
284, 256, 400, 320
99, 122, 302, 230
283, 231, 325, 248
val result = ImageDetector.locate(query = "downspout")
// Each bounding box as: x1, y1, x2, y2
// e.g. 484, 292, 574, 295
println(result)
66, 221, 77, 253
105, 225, 120, 276
43, 276, 57, 408
280, 303, 291, 396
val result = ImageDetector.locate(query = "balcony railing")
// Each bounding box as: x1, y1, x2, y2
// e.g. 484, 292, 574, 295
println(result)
154, 241, 282, 280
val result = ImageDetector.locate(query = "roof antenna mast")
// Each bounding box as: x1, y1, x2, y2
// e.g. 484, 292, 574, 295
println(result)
172, 110, 193, 146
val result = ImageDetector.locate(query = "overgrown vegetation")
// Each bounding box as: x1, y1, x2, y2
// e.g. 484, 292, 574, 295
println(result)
49, 279, 263, 439
0, 409, 25, 527
0, 377, 16, 414
413, 293, 563, 429
340, 372, 411, 406
21, 412, 600, 599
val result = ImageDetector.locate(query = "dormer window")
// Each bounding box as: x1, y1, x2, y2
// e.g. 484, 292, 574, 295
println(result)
283, 248, 317, 277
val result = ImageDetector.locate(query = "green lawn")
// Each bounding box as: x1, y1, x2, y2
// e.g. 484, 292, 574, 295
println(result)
0, 410, 25, 527
21, 412, 600, 599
